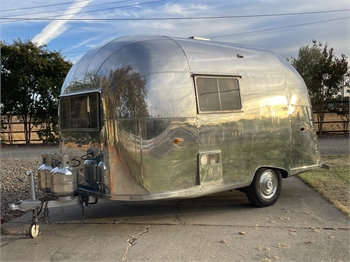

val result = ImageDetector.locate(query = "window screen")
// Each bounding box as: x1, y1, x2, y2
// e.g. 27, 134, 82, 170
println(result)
60, 93, 99, 131
196, 76, 241, 112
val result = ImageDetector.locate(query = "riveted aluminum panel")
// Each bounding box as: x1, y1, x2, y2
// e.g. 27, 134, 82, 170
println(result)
59, 35, 321, 201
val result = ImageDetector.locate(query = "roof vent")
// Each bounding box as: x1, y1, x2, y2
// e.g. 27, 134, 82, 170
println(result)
189, 36, 210, 41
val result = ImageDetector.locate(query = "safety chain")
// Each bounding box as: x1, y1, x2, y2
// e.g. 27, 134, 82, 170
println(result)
81, 202, 85, 218
38, 201, 50, 223
79, 195, 88, 218
44, 202, 50, 223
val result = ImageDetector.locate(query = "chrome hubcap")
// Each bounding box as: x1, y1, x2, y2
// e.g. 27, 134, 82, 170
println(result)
259, 170, 278, 200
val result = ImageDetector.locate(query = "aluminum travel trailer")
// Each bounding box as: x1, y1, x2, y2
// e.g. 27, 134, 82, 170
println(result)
10, 35, 326, 238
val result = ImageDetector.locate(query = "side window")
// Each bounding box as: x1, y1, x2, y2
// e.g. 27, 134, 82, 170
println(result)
195, 76, 241, 112
60, 92, 100, 131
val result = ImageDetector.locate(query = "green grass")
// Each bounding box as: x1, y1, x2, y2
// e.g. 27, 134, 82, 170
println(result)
298, 155, 350, 217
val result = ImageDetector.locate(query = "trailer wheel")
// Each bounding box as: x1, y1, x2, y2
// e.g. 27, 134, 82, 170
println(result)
29, 223, 40, 238
245, 168, 282, 207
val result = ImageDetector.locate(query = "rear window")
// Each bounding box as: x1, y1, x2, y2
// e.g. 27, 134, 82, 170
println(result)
60, 93, 100, 131
195, 76, 242, 112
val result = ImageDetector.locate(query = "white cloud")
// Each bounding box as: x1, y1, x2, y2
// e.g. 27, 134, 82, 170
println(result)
11, 0, 345, 61
129, 20, 175, 30
32, 0, 93, 46
163, 3, 208, 16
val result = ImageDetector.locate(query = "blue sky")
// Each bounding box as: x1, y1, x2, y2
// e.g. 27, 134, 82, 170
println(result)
1, 0, 349, 63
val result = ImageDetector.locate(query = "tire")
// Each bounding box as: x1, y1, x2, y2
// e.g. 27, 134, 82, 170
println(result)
245, 168, 282, 207
29, 223, 40, 238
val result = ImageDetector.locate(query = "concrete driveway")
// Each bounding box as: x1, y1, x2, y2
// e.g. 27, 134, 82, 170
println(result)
1, 176, 349, 261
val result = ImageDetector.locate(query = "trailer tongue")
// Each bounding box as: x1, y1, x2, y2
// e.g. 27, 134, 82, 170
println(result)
9, 153, 97, 238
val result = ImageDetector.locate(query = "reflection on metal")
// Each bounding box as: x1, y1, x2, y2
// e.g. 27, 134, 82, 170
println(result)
38, 153, 53, 192
20, 35, 324, 204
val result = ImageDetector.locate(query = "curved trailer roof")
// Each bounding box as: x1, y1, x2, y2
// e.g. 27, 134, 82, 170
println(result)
61, 35, 309, 108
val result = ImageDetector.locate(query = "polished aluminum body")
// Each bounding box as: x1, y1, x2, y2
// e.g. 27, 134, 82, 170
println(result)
59, 35, 321, 201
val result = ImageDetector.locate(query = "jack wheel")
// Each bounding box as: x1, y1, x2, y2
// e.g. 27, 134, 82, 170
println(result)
29, 223, 40, 238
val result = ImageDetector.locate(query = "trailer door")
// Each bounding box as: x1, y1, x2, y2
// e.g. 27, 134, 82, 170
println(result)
194, 75, 244, 185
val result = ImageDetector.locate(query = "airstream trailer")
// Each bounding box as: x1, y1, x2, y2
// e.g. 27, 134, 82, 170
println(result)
10, 35, 326, 238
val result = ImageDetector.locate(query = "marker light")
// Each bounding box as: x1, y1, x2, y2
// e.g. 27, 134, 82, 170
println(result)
173, 138, 183, 144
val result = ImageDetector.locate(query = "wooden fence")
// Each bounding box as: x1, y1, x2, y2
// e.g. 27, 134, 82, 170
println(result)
314, 112, 349, 135
1, 113, 349, 145
1, 116, 42, 144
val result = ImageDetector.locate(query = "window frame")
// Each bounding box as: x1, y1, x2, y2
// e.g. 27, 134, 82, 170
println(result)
193, 74, 242, 114
59, 91, 101, 132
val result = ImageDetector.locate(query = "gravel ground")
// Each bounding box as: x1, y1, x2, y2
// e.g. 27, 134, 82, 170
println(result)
317, 136, 349, 155
1, 146, 60, 223
1, 137, 349, 223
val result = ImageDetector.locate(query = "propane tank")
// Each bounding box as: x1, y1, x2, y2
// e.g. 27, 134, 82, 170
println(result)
83, 148, 99, 185
97, 150, 109, 193
52, 153, 59, 167
50, 154, 77, 198
38, 153, 53, 193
